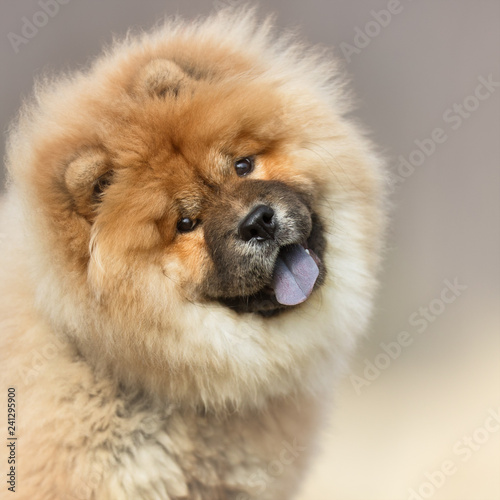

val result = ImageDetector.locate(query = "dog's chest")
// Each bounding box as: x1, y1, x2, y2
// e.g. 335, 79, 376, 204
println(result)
91, 397, 316, 500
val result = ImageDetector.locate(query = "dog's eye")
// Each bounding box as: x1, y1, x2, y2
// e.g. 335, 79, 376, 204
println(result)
177, 217, 198, 233
234, 157, 255, 177
92, 171, 113, 202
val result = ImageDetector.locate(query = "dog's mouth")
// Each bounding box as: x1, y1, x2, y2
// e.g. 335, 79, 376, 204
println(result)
202, 182, 328, 317
219, 228, 326, 317
272, 241, 321, 306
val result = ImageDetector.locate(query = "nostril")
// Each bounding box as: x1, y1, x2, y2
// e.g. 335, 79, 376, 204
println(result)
239, 205, 276, 242
262, 213, 273, 225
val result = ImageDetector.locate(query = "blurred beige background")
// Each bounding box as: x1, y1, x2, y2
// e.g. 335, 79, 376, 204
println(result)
1, 1, 499, 499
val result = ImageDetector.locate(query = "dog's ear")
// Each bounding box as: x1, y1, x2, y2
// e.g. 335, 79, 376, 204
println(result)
64, 148, 113, 220
134, 59, 190, 98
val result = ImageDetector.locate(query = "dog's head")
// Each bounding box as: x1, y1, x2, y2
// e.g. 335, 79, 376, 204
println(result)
7, 13, 385, 409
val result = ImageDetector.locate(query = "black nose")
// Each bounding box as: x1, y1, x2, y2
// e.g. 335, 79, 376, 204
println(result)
238, 205, 276, 242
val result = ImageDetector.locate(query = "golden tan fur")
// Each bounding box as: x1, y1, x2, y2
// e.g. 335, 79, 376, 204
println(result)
0, 8, 386, 499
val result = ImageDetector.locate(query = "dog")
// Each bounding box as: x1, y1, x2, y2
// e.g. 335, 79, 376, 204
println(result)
0, 8, 386, 499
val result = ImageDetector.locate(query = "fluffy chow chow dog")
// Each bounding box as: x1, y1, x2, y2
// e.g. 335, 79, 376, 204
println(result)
0, 8, 385, 500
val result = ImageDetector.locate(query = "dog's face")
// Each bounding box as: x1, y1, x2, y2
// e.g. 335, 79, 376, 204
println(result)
11, 26, 385, 409
62, 60, 327, 317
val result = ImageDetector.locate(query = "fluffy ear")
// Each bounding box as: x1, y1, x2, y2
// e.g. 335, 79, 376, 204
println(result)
134, 59, 190, 97
64, 148, 113, 220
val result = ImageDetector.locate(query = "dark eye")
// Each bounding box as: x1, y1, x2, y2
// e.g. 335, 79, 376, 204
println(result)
92, 171, 113, 202
177, 217, 198, 233
234, 156, 255, 177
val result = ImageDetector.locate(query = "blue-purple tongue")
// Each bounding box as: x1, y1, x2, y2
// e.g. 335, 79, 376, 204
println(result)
272, 244, 320, 306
